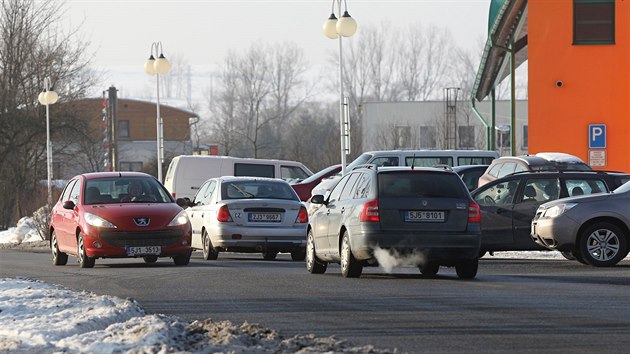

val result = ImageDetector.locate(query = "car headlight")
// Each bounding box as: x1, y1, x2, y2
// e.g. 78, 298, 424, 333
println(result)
85, 213, 117, 228
543, 203, 577, 218
168, 210, 189, 226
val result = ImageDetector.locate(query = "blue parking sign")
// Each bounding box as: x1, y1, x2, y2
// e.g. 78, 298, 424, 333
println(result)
589, 124, 606, 148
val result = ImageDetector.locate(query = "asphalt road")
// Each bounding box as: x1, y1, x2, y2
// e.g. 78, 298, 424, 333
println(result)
1, 248, 629, 354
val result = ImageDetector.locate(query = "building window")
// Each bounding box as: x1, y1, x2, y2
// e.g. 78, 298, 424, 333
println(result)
419, 126, 436, 149
497, 125, 511, 149
458, 126, 475, 149
395, 126, 411, 149
574, 0, 615, 45
119, 161, 143, 171
522, 125, 528, 149
118, 120, 130, 139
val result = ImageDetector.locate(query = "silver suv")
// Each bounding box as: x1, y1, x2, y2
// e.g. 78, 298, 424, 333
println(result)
306, 165, 482, 279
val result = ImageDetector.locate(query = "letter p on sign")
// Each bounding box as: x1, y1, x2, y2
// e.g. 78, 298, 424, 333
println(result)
589, 124, 606, 149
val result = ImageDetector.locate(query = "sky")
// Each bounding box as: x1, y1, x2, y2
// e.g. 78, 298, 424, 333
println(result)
61, 0, 492, 100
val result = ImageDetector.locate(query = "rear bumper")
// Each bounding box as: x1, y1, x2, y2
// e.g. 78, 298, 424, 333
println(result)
350, 227, 481, 263
209, 224, 307, 252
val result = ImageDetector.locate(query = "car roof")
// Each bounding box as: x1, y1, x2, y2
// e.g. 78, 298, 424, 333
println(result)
492, 170, 629, 180
80, 172, 153, 180
218, 176, 288, 183
354, 165, 456, 174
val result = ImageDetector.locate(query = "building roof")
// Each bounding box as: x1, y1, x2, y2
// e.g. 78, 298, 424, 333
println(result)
472, 0, 529, 102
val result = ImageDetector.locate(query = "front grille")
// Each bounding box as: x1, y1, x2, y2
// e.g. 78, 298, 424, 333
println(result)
100, 229, 185, 248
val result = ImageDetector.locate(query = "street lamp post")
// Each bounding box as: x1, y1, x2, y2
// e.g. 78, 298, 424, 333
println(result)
144, 42, 171, 182
323, 0, 357, 176
38, 77, 58, 207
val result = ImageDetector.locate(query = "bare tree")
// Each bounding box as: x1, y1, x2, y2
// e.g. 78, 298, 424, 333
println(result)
0, 0, 96, 227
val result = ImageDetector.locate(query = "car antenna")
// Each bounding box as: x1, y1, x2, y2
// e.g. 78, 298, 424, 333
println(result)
411, 154, 416, 170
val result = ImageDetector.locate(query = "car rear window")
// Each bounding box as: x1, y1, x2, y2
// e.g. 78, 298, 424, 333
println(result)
222, 180, 297, 200
378, 172, 468, 198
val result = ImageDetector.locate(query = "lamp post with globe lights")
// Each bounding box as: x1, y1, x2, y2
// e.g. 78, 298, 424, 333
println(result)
38, 77, 58, 207
144, 42, 171, 182
323, 0, 357, 176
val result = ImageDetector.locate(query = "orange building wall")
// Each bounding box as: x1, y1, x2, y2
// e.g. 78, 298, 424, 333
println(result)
528, 0, 630, 171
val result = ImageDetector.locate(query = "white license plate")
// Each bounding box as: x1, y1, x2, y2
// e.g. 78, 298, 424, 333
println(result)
248, 213, 281, 222
405, 211, 445, 222
126, 246, 161, 256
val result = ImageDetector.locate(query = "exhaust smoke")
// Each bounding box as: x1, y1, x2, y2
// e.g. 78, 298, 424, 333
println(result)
373, 247, 426, 274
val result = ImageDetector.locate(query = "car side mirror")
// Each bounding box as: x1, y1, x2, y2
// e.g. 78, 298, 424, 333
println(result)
310, 194, 326, 205
176, 197, 191, 208
62, 200, 75, 210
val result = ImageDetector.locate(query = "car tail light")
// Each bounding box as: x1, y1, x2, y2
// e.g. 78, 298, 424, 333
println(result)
360, 199, 379, 222
468, 201, 481, 223
295, 206, 308, 223
217, 205, 233, 222
172, 192, 176, 198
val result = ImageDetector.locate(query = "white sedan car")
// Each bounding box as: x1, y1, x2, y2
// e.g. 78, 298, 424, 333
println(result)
186, 177, 308, 261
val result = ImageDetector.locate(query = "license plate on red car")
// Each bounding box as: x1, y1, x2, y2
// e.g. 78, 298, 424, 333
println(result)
248, 213, 281, 222
126, 246, 161, 256
405, 211, 445, 222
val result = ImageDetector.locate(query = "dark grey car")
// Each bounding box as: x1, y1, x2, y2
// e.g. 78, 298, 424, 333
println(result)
531, 182, 630, 267
306, 166, 482, 279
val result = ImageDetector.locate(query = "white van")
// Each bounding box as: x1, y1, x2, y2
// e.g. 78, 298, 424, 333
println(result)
164, 155, 313, 199
346, 149, 500, 169
312, 149, 500, 198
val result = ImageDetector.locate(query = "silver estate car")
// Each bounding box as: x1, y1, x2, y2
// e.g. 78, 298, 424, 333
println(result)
531, 182, 630, 267
186, 177, 309, 261
307, 165, 482, 279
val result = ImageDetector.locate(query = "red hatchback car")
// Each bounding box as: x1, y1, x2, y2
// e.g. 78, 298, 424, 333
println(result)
290, 164, 342, 201
49, 172, 193, 268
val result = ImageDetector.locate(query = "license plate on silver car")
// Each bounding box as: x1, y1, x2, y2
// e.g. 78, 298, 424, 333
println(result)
126, 246, 161, 256
248, 213, 281, 222
405, 211, 445, 222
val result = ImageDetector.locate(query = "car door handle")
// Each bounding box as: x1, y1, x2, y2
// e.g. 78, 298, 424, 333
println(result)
326, 209, 331, 215
341, 207, 345, 214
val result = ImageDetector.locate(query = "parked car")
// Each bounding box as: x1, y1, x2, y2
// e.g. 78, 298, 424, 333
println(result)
452, 165, 489, 191
313, 149, 499, 199
185, 177, 309, 261
307, 165, 482, 279
477, 152, 591, 187
164, 155, 313, 200
531, 181, 630, 267
291, 164, 342, 201
49, 172, 193, 268
471, 170, 630, 257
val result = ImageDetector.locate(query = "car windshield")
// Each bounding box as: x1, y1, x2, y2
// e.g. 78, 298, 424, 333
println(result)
222, 180, 298, 200
378, 171, 468, 198
613, 181, 630, 194
346, 153, 373, 170
84, 177, 173, 204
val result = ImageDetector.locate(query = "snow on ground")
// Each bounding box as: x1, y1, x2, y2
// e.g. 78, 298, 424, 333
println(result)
0, 278, 392, 353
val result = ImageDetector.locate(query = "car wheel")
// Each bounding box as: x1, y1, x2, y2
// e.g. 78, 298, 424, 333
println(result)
560, 251, 576, 261
579, 222, 628, 267
50, 231, 68, 266
291, 248, 306, 261
262, 250, 278, 261
572, 248, 588, 265
340, 231, 362, 278
77, 232, 95, 268
173, 251, 192, 266
143, 255, 158, 263
202, 230, 219, 260
306, 229, 327, 274
455, 259, 478, 279
419, 262, 439, 276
